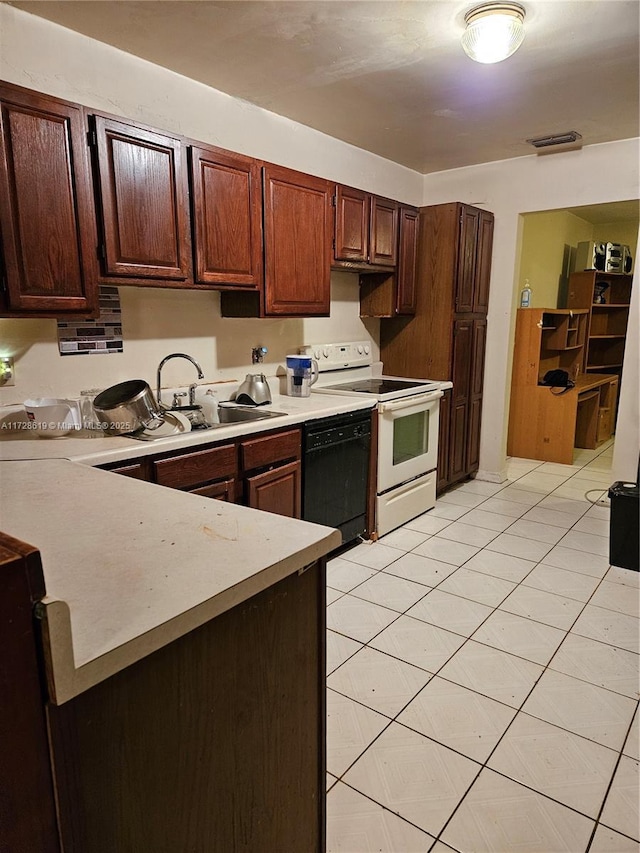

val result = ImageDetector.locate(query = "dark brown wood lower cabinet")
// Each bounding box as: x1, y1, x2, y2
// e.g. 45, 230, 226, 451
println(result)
47, 562, 326, 853
2, 531, 326, 853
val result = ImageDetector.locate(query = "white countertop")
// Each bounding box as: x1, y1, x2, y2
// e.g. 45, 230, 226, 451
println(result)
0, 391, 375, 465
1, 459, 341, 704
0, 393, 373, 704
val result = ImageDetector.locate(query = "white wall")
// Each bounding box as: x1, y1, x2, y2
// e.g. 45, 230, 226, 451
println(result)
0, 3, 419, 405
423, 140, 640, 481
612, 230, 639, 484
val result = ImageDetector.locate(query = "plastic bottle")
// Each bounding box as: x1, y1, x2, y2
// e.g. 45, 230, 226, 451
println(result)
520, 279, 532, 308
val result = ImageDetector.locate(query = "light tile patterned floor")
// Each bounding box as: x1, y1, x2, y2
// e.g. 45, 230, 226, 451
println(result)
326, 440, 640, 852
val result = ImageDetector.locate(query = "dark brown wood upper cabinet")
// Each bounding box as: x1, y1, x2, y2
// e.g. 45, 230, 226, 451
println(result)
189, 145, 262, 289
334, 185, 370, 263
473, 211, 494, 313
395, 206, 419, 314
456, 205, 480, 312
0, 82, 98, 317
262, 164, 332, 316
370, 196, 398, 267
332, 187, 400, 272
91, 115, 191, 283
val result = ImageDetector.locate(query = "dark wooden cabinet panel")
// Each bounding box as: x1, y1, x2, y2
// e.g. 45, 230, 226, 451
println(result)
0, 83, 98, 316
106, 461, 149, 480
190, 478, 236, 501
473, 212, 494, 313
189, 145, 262, 288
240, 427, 301, 472
246, 459, 302, 518
262, 164, 332, 315
396, 206, 419, 314
456, 205, 480, 312
437, 389, 451, 494
153, 443, 236, 490
449, 399, 468, 482
380, 202, 494, 492
466, 396, 483, 474
334, 185, 369, 262
0, 534, 60, 853
46, 562, 325, 852
370, 196, 398, 267
452, 319, 473, 402
92, 115, 191, 283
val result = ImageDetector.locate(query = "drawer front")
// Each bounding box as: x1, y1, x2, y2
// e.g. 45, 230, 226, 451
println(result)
190, 478, 236, 502
109, 462, 148, 481
240, 429, 301, 472
154, 444, 237, 490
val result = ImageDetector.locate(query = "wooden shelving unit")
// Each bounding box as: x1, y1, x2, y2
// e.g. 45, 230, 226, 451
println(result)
508, 307, 619, 463
567, 271, 633, 374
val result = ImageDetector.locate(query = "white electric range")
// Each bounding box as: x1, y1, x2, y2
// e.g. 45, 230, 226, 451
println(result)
301, 341, 452, 537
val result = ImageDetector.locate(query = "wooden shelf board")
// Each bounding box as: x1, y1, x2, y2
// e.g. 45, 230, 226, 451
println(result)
591, 303, 631, 309
589, 334, 626, 339
587, 363, 623, 370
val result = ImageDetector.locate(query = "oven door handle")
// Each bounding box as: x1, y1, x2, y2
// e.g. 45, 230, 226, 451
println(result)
377, 390, 443, 413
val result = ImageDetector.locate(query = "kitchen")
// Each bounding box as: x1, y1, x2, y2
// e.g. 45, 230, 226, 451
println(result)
1, 2, 639, 852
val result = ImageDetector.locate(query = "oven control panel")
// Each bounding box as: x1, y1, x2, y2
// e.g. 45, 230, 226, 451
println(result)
300, 341, 372, 372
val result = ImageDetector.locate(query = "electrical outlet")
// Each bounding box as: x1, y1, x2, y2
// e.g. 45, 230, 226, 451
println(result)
0, 356, 14, 386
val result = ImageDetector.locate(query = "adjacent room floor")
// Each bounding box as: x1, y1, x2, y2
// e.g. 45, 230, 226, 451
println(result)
325, 440, 640, 853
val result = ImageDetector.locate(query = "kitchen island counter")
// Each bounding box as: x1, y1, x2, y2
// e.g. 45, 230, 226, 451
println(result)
0, 457, 340, 704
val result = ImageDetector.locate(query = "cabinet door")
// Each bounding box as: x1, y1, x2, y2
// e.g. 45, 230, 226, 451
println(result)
455, 205, 480, 313
396, 206, 419, 315
466, 319, 487, 473
246, 460, 302, 519
369, 197, 398, 267
334, 185, 369, 263
437, 388, 451, 493
262, 165, 332, 315
472, 211, 494, 313
190, 145, 262, 288
449, 319, 473, 482
0, 83, 98, 315
93, 115, 191, 282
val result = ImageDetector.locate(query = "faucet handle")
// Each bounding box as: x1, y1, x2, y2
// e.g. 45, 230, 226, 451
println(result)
252, 346, 268, 364
172, 391, 188, 408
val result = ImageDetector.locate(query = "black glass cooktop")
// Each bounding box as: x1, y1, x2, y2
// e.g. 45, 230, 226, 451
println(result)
321, 378, 429, 394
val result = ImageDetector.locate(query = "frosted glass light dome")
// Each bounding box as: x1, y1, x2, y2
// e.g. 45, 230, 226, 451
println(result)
462, 3, 526, 64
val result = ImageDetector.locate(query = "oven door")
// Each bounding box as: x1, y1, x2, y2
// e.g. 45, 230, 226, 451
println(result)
377, 390, 441, 493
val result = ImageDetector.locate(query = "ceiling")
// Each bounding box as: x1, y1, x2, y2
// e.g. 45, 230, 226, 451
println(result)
9, 0, 640, 174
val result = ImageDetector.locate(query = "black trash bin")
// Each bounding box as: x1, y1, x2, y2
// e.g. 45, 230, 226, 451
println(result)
608, 481, 639, 571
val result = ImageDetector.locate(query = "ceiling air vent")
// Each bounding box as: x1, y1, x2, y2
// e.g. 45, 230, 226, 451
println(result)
527, 131, 583, 150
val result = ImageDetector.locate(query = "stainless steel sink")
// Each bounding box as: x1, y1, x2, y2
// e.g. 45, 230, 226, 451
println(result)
217, 405, 287, 424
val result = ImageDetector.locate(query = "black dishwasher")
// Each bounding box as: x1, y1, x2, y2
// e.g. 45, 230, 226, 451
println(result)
302, 409, 372, 544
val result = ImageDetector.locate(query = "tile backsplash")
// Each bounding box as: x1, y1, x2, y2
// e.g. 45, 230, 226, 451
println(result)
57, 286, 123, 356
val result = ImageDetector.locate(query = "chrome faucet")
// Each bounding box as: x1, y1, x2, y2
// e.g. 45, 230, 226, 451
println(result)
156, 353, 204, 408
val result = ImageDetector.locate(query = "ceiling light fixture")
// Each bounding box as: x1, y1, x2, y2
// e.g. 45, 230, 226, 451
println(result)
462, 3, 526, 64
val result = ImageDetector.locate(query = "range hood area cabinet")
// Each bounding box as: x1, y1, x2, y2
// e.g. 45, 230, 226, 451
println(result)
380, 202, 495, 492
0, 82, 100, 318
332, 186, 399, 269
359, 205, 419, 317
